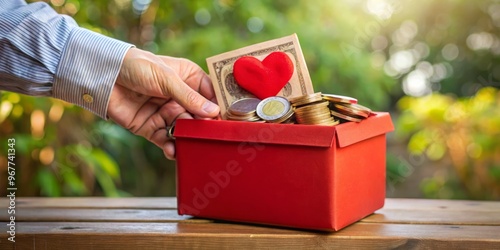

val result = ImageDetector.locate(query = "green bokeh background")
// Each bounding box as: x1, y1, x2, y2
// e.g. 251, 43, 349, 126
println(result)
1, 0, 499, 199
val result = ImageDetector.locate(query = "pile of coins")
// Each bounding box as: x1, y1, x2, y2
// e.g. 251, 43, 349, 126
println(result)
329, 103, 372, 122
289, 93, 339, 126
323, 93, 372, 123
225, 92, 372, 125
225, 98, 262, 122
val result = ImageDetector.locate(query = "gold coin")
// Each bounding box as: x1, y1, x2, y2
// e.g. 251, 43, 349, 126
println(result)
298, 117, 336, 125
288, 92, 322, 103
318, 119, 340, 126
297, 115, 333, 122
349, 103, 372, 113
314, 118, 339, 125
289, 92, 323, 107
294, 101, 329, 112
335, 103, 371, 114
332, 103, 369, 118
296, 112, 331, 120
294, 107, 331, 115
322, 93, 358, 104
295, 112, 332, 120
330, 110, 362, 123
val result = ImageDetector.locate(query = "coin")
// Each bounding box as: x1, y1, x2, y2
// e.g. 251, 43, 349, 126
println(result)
330, 110, 362, 123
292, 97, 339, 125
297, 116, 338, 126
295, 112, 331, 119
294, 101, 329, 113
226, 112, 261, 121
322, 94, 358, 104
271, 108, 295, 124
227, 92, 371, 125
349, 103, 372, 114
228, 98, 261, 116
226, 98, 262, 122
256, 96, 292, 122
289, 92, 323, 107
332, 103, 369, 118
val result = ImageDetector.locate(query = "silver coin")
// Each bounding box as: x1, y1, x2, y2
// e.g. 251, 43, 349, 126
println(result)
228, 98, 262, 116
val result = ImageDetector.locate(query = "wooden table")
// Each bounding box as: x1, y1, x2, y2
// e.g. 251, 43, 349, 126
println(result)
1, 197, 499, 249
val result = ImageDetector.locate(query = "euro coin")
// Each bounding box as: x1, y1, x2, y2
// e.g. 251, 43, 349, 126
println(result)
256, 96, 292, 122
271, 108, 295, 124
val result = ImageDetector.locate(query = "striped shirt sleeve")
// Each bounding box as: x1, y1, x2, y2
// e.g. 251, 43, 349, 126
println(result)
0, 0, 133, 119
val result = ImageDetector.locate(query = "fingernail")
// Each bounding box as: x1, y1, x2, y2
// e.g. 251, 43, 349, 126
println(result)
202, 101, 219, 114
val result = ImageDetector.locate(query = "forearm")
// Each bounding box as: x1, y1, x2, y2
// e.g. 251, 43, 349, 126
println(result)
0, 0, 133, 118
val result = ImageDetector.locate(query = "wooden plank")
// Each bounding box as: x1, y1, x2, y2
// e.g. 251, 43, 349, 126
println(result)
361, 198, 500, 225
2, 198, 499, 225
363, 210, 500, 226
0, 208, 215, 223
2, 206, 498, 226
0, 197, 177, 209
382, 198, 500, 212
3, 197, 499, 212
1, 222, 499, 250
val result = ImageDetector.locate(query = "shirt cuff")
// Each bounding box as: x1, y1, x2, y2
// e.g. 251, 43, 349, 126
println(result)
53, 27, 133, 119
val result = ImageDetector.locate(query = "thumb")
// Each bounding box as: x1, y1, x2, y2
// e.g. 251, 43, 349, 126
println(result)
167, 76, 220, 118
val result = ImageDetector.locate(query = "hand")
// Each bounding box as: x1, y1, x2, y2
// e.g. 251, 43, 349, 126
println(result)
107, 48, 220, 160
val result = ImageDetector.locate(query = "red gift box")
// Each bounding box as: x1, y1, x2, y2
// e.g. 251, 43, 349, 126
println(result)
174, 112, 394, 231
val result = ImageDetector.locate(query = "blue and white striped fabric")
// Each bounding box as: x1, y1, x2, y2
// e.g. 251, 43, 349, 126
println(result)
0, 0, 133, 118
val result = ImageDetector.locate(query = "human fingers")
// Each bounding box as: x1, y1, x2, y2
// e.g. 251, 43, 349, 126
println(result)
199, 73, 218, 104
159, 56, 218, 106
160, 70, 220, 118
107, 84, 156, 129
133, 101, 187, 143
118, 50, 219, 118
163, 141, 176, 160
116, 48, 171, 98
161, 113, 193, 160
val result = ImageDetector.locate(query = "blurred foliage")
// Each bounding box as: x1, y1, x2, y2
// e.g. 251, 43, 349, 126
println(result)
397, 87, 500, 199
0, 0, 499, 199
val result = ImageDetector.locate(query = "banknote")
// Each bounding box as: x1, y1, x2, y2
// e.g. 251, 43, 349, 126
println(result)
206, 34, 314, 117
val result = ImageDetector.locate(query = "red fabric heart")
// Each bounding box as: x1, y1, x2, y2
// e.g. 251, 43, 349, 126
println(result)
233, 51, 294, 100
